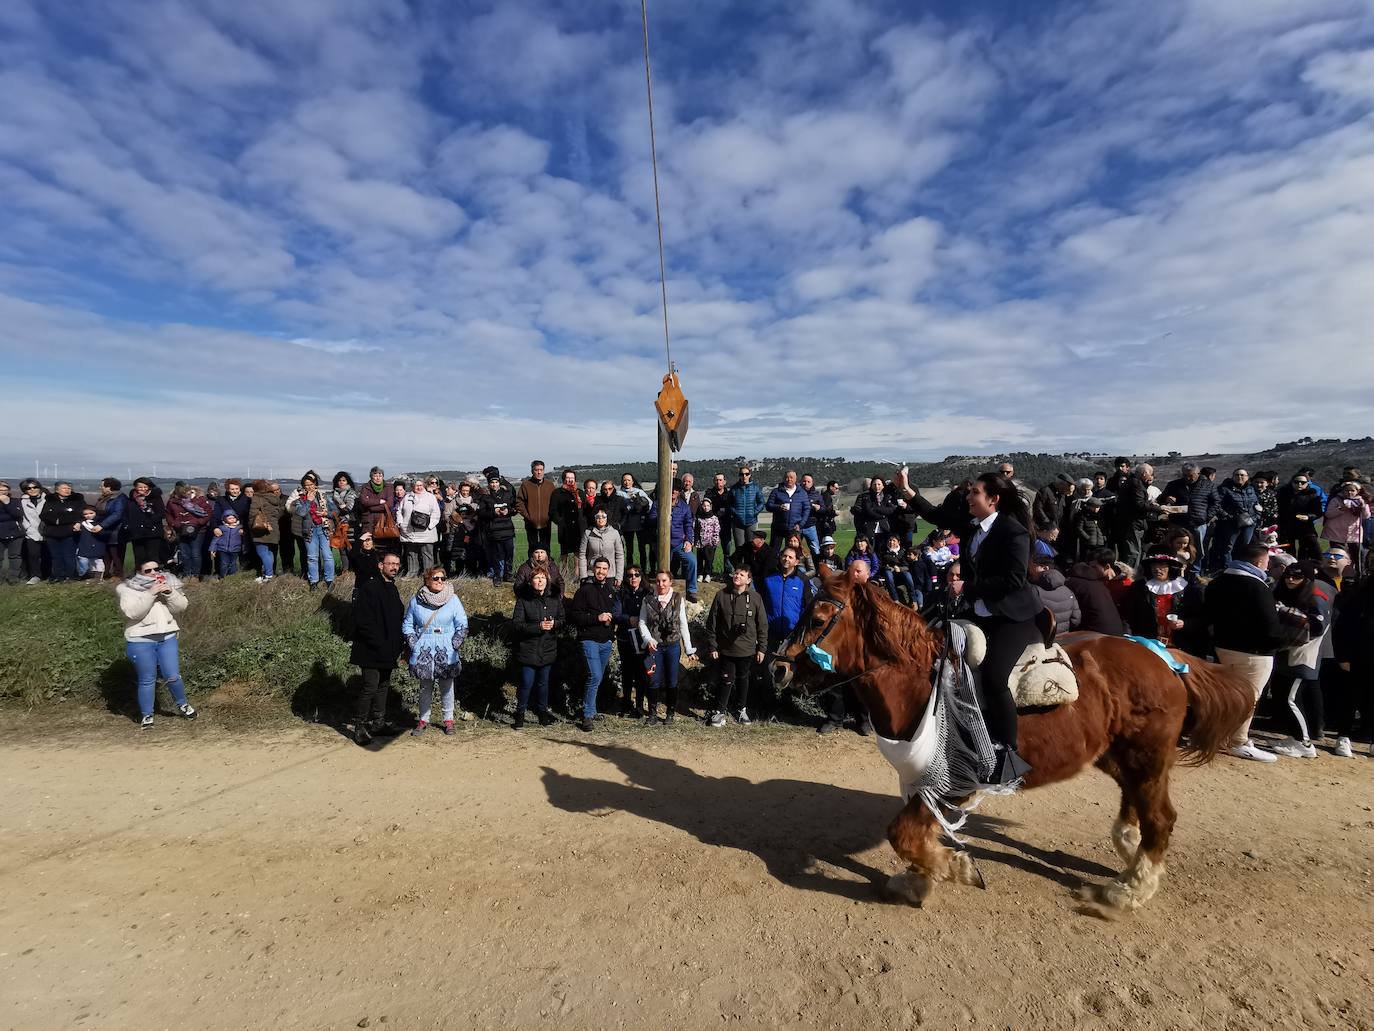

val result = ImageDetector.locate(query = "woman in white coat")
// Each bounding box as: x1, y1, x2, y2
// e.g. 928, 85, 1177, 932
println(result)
398, 479, 441, 578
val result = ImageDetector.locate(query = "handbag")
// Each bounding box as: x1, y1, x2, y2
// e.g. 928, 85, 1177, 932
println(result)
372, 505, 400, 539
408, 509, 432, 532
329, 518, 350, 550
251, 510, 271, 535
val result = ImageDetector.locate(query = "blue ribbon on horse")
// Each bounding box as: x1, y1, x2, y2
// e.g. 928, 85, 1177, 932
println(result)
1124, 635, 1190, 675
805, 644, 836, 672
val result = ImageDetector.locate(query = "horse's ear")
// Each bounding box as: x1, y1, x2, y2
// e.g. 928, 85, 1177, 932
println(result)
817, 563, 844, 593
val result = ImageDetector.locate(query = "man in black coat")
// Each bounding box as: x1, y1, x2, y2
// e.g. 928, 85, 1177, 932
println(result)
350, 551, 405, 745
730, 528, 780, 584
1064, 548, 1125, 635
1111, 464, 1164, 568
1204, 543, 1285, 763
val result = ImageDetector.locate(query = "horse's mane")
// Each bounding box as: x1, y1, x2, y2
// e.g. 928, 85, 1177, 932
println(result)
850, 581, 940, 671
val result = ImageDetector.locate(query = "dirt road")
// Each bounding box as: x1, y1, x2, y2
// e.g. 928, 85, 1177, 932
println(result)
1, 716, 1371, 1029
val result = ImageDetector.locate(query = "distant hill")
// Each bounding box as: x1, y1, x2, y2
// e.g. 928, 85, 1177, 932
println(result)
20, 437, 1374, 495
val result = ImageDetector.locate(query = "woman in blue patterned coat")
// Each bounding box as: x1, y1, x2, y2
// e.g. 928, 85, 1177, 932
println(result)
402, 567, 468, 736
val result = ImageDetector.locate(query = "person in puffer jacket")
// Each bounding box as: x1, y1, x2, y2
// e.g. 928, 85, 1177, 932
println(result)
1029, 554, 1081, 638
578, 508, 626, 584
117, 559, 197, 730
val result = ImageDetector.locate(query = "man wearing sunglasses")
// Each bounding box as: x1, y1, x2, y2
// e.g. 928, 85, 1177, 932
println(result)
1278, 474, 1324, 562
728, 466, 765, 559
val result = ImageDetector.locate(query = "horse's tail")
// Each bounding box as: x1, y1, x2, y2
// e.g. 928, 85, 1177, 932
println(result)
1174, 653, 1254, 766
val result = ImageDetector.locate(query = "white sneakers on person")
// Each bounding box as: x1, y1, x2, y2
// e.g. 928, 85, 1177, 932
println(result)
26, 576, 41, 585
1270, 738, 1317, 759
1334, 736, 1353, 758
1229, 741, 1279, 763
708, 711, 727, 728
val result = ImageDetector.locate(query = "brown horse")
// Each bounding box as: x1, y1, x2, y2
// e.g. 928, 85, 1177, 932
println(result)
772, 566, 1255, 910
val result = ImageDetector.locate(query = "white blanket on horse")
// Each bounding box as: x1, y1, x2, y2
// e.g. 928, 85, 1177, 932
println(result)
955, 620, 1079, 709
874, 621, 1001, 826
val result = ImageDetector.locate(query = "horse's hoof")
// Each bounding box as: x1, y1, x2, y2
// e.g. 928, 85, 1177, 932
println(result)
951, 851, 987, 890
885, 871, 930, 907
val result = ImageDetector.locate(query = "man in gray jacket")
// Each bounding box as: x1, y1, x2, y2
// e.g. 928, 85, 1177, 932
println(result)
702, 566, 768, 726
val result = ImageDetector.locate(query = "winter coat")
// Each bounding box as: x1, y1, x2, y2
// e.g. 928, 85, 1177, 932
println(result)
1274, 578, 1334, 678
815, 490, 838, 537
649, 498, 696, 550
568, 576, 622, 643
1216, 480, 1261, 527
549, 487, 586, 541
1160, 477, 1219, 529
515, 477, 557, 528
731, 540, 780, 584
639, 591, 697, 655
248, 492, 285, 544
578, 525, 626, 582
123, 493, 166, 543
760, 570, 815, 640
1064, 563, 1125, 635
1204, 567, 1285, 656
398, 490, 441, 544
39, 491, 86, 539
77, 525, 104, 560
703, 585, 768, 658
1324, 495, 1370, 544
851, 489, 896, 541
350, 575, 406, 668
616, 582, 649, 651
591, 491, 626, 529
330, 487, 358, 530
92, 492, 128, 545
728, 479, 765, 526
479, 485, 517, 542
1112, 474, 1161, 528
0, 497, 23, 541
209, 524, 243, 554
354, 482, 391, 536
1277, 484, 1324, 541
402, 592, 468, 680
703, 487, 733, 530
293, 492, 340, 539
21, 494, 46, 541
117, 579, 188, 641
166, 496, 212, 538
616, 486, 651, 533
511, 590, 565, 667
765, 485, 809, 536
1123, 579, 1192, 641
1255, 486, 1279, 529
1032, 486, 1069, 533
696, 513, 721, 549
1033, 568, 1081, 635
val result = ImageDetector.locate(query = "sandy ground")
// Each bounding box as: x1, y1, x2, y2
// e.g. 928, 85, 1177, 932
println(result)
1, 712, 1372, 1030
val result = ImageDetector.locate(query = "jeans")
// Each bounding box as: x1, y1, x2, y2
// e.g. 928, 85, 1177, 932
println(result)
486, 537, 514, 580
671, 544, 698, 594
1208, 521, 1253, 572
1188, 523, 1208, 579
177, 531, 206, 578
303, 526, 335, 584
517, 663, 552, 715
47, 534, 78, 581
800, 525, 820, 556
417, 676, 455, 723
883, 568, 917, 604
216, 552, 240, 578
254, 543, 276, 578
126, 635, 188, 718
76, 555, 105, 578
648, 642, 681, 713
0, 537, 21, 583
579, 639, 613, 719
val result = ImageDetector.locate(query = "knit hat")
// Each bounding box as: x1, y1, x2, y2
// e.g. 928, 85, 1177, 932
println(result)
483, 466, 501, 481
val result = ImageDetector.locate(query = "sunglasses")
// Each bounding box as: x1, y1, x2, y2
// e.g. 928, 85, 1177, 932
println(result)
428, 576, 447, 582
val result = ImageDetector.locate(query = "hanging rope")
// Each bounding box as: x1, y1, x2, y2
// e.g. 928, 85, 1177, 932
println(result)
639, 0, 672, 373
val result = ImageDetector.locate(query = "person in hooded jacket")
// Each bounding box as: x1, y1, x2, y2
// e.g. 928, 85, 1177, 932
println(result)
702, 565, 768, 726
1210, 469, 1262, 572
0, 482, 25, 584
91, 477, 128, 580
1268, 562, 1333, 758
403, 567, 468, 736
211, 478, 250, 577
117, 558, 197, 730
1323, 482, 1370, 574
479, 471, 518, 584
1063, 549, 1125, 635
19, 480, 49, 583
578, 507, 626, 584
40, 481, 86, 583
727, 466, 766, 557
511, 568, 564, 728
1030, 553, 1081, 637
248, 480, 284, 581
1278, 473, 1325, 561
568, 556, 622, 732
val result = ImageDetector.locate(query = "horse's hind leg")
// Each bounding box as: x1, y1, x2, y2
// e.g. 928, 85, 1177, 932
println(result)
885, 795, 984, 907
1095, 766, 1176, 911
1096, 754, 1140, 864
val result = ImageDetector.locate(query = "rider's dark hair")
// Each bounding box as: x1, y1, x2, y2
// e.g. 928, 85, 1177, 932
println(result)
976, 472, 1032, 530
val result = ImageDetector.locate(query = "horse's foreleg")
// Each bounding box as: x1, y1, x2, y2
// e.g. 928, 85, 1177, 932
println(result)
885, 795, 984, 907
1096, 754, 1141, 865
1096, 770, 1175, 911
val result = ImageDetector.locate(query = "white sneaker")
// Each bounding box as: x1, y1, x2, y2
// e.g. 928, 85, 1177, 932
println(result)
707, 712, 726, 727
26, 576, 40, 585
1334, 736, 1353, 758
254, 575, 266, 583
1229, 741, 1279, 763
1270, 738, 1317, 759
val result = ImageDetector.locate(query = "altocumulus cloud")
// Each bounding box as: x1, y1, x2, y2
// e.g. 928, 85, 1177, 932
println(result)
1, 0, 1373, 473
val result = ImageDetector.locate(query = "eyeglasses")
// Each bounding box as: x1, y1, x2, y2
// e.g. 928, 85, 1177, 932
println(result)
628, 572, 642, 578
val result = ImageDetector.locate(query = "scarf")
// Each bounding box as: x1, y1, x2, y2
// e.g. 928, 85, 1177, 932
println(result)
1145, 577, 1188, 596
367, 480, 384, 494
564, 486, 582, 509
418, 583, 454, 607
655, 589, 673, 606
1225, 559, 1270, 583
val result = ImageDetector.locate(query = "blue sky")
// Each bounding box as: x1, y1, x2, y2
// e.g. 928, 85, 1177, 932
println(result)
2, 0, 1373, 474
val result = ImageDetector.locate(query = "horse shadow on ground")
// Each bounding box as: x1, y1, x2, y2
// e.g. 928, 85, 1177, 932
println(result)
98, 658, 140, 723
540, 742, 896, 901
541, 743, 1119, 901
290, 659, 408, 753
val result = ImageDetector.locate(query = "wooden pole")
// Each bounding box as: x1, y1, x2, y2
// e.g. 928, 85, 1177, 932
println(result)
656, 422, 672, 574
